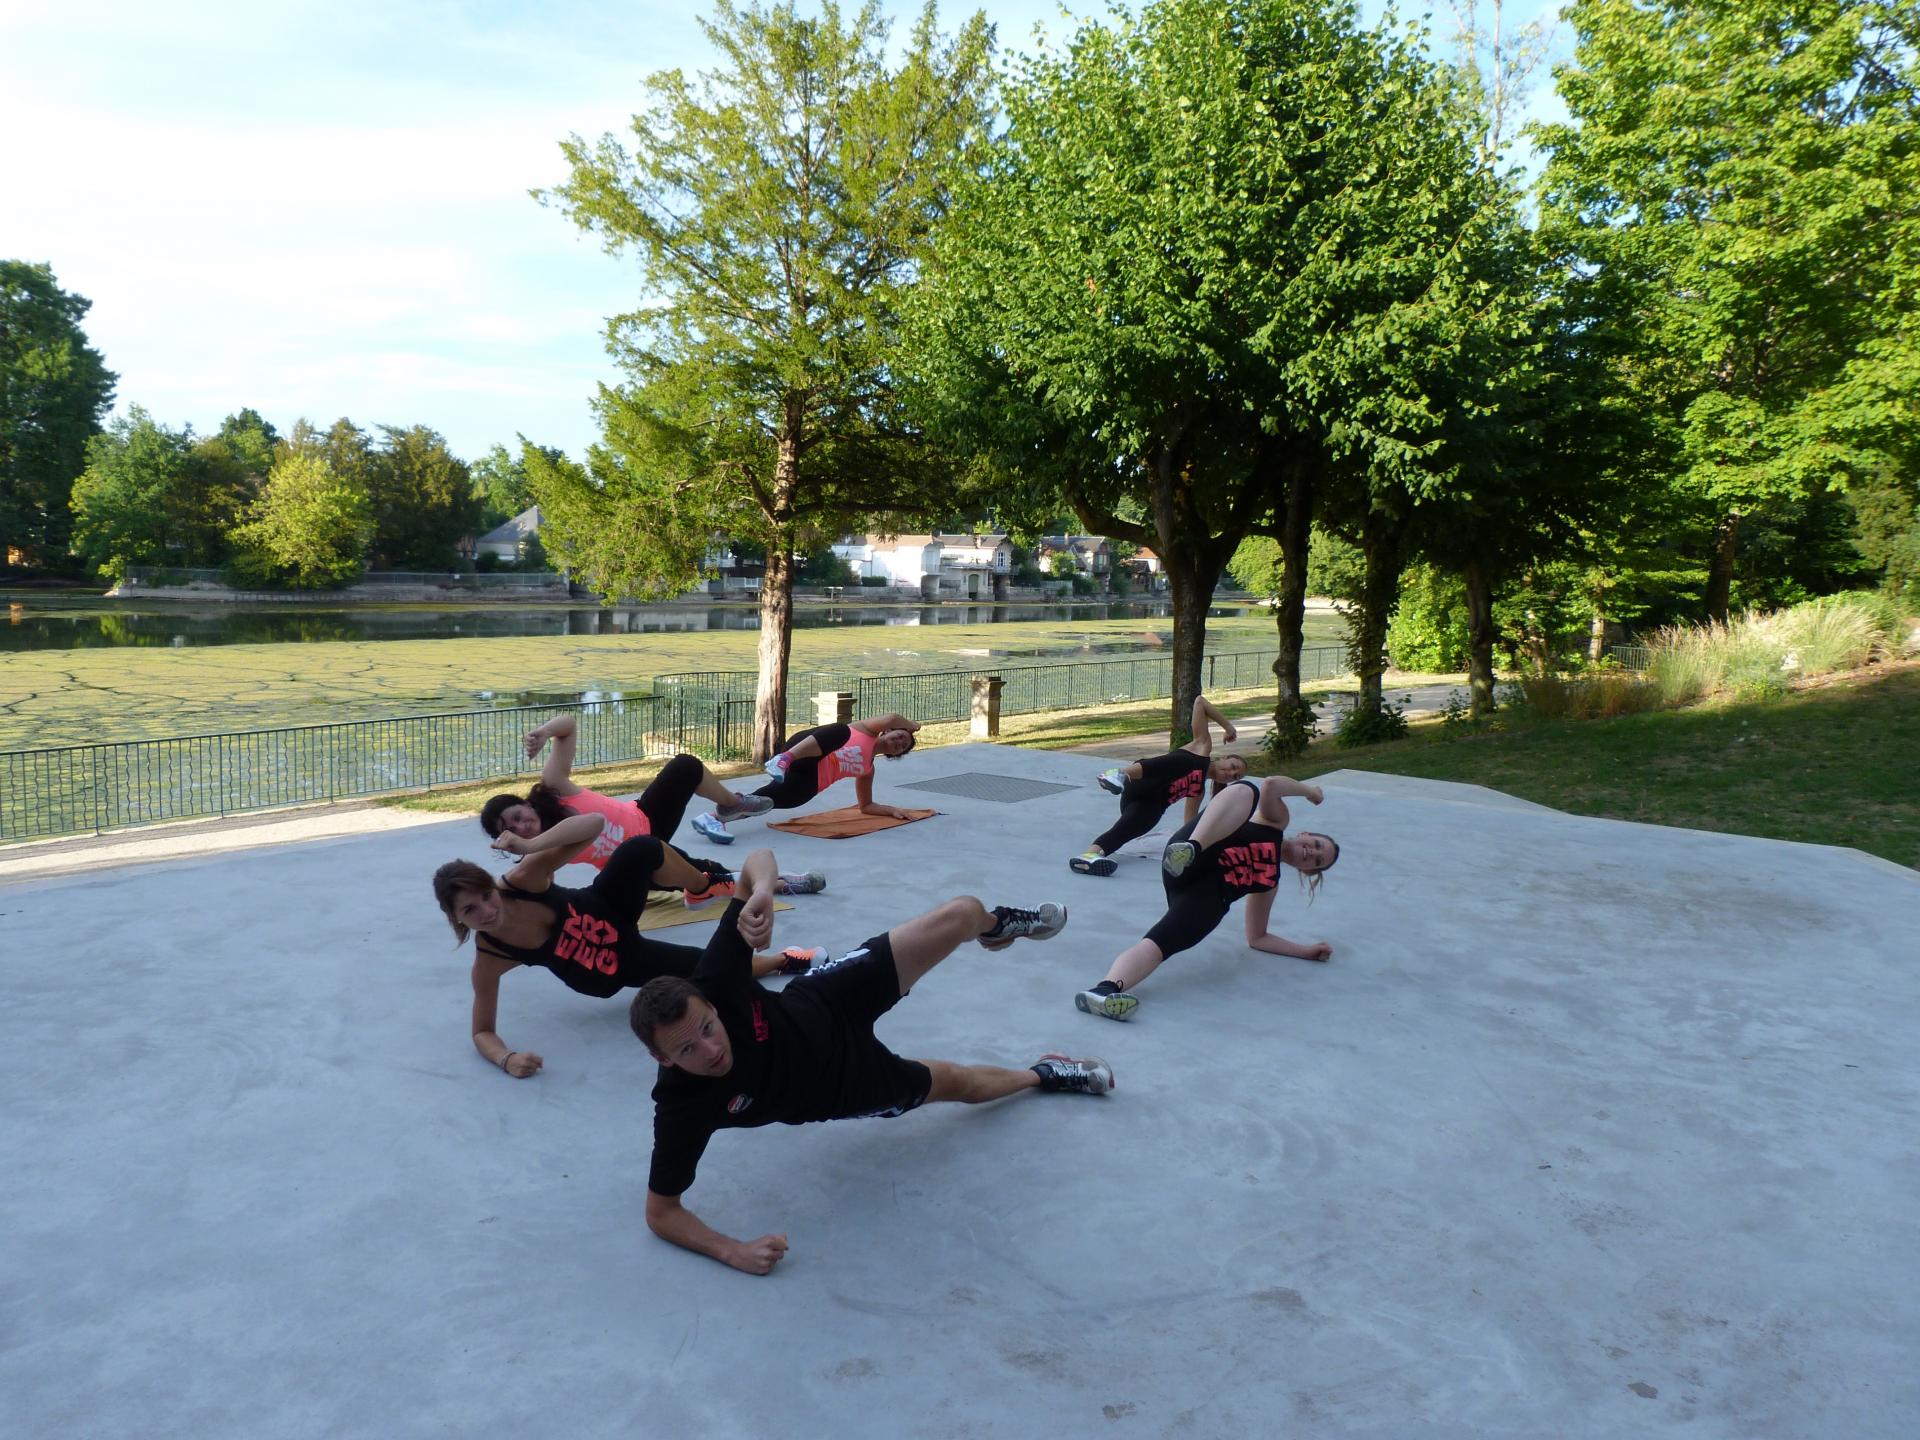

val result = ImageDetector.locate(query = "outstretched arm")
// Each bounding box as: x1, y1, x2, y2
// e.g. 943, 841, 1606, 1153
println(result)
470, 952, 545, 1078
645, 1189, 788, 1275
497, 813, 605, 886
1262, 775, 1323, 805
1243, 889, 1332, 962
523, 714, 583, 795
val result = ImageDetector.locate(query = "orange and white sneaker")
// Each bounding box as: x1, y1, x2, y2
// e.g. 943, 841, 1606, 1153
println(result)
683, 875, 738, 910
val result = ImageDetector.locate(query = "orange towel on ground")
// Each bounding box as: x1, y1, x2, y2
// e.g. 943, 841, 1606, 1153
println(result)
767, 805, 937, 839
636, 895, 792, 933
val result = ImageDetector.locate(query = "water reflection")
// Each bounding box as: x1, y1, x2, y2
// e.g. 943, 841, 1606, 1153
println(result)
0, 595, 1252, 652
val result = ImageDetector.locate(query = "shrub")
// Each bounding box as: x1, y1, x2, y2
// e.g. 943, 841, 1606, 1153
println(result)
1261, 698, 1317, 760
1386, 564, 1470, 670
1519, 673, 1658, 720
860, 575, 888, 587
1334, 696, 1408, 747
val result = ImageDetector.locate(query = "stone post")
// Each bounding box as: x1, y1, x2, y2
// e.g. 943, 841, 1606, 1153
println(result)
815, 690, 855, 727
970, 674, 1005, 739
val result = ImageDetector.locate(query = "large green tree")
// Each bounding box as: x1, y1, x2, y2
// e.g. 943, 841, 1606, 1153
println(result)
914, 0, 1529, 739
0, 261, 116, 564
367, 424, 477, 569
69, 409, 253, 579
228, 427, 375, 588
1536, 0, 1920, 620
538, 0, 995, 756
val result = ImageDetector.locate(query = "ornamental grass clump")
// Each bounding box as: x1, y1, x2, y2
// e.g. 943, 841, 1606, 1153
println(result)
1519, 672, 1658, 719
1646, 593, 1906, 704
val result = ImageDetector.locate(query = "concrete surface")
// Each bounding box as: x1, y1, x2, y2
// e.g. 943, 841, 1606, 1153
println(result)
4, 743, 1917, 1439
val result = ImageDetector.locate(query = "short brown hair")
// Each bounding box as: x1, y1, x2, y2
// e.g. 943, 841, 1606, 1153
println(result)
432, 860, 496, 943
630, 976, 703, 1052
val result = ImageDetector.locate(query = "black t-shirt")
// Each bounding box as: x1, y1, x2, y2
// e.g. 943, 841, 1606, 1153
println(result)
476, 882, 698, 999
1132, 748, 1209, 808
647, 901, 851, 1196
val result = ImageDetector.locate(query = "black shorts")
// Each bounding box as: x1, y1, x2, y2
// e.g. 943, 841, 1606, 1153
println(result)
785, 933, 932, 1119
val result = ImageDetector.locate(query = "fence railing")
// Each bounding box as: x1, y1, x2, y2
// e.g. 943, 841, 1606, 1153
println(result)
1607, 645, 1653, 671
2, 645, 1345, 842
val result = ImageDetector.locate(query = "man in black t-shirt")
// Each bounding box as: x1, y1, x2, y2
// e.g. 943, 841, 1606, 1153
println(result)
629, 848, 1113, 1274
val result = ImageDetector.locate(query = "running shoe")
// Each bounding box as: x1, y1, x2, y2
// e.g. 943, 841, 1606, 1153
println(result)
1096, 767, 1127, 796
763, 752, 794, 781
979, 901, 1068, 950
1161, 840, 1197, 879
690, 812, 734, 845
1031, 1053, 1115, 1095
1075, 988, 1140, 1022
1069, 851, 1117, 877
715, 793, 775, 822
683, 876, 738, 910
777, 945, 824, 975
774, 871, 827, 896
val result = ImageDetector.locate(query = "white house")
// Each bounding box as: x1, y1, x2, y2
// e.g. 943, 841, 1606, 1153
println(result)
833, 532, 1013, 598
831, 534, 943, 589
476, 506, 542, 563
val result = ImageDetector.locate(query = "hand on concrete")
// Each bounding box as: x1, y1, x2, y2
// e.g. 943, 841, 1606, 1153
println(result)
1300, 942, 1332, 963
504, 1051, 544, 1078
728, 1234, 789, 1275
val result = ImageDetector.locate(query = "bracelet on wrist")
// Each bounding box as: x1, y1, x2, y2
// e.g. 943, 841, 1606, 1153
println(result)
501, 1051, 516, 1071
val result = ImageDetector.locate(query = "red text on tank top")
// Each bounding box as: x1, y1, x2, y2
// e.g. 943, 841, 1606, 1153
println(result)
1218, 841, 1279, 891
815, 728, 877, 789
1167, 769, 1205, 802
555, 905, 620, 974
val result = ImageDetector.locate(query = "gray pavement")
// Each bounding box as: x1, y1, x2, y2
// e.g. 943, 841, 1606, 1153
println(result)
4, 742, 1917, 1439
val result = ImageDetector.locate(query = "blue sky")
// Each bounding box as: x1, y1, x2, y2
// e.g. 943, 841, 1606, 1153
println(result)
3, 0, 1566, 462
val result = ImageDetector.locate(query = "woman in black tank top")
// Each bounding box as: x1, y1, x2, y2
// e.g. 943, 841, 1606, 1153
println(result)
430, 812, 811, 1080
1070, 775, 1341, 1023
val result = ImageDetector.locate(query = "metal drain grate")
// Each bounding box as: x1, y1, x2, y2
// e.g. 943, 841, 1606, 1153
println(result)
897, 771, 1082, 804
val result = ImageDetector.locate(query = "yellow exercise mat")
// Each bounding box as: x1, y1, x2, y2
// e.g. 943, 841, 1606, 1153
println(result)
636, 895, 792, 933
767, 805, 937, 839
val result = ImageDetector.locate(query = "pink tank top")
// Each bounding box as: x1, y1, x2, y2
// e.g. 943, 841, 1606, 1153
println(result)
815, 726, 879, 790
556, 788, 649, 870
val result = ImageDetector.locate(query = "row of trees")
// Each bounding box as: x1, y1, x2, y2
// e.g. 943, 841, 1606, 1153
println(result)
534, 0, 1918, 756
0, 259, 554, 585
67, 410, 546, 586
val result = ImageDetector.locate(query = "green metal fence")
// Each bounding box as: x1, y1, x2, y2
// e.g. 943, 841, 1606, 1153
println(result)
2, 645, 1345, 842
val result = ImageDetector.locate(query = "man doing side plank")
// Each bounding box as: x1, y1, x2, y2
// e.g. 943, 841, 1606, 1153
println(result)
630, 850, 1111, 1274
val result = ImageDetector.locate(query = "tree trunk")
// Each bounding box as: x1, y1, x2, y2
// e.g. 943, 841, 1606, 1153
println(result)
1354, 510, 1402, 714
1266, 461, 1314, 752
753, 545, 795, 761
1463, 558, 1496, 718
1165, 547, 1212, 746
1704, 510, 1741, 623
1588, 608, 1608, 666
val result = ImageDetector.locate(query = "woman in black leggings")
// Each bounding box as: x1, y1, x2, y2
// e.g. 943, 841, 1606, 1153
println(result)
1071, 694, 1247, 876
694, 712, 921, 836
1072, 774, 1339, 1022
433, 817, 819, 1080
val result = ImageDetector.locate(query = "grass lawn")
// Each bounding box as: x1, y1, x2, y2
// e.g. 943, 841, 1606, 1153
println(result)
1256, 662, 1920, 871
0, 609, 1339, 751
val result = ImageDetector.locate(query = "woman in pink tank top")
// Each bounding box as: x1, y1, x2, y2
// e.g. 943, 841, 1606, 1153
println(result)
746, 712, 921, 821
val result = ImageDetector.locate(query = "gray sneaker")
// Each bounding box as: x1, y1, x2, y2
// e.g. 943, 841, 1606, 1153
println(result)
774, 871, 827, 896
715, 793, 774, 823
1075, 988, 1139, 1022
1031, 1053, 1115, 1094
690, 812, 733, 844
979, 902, 1068, 951
1097, 767, 1127, 795
1161, 840, 1197, 879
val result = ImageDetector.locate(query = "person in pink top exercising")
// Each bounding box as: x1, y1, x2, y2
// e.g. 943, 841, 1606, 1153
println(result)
479, 713, 824, 902
696, 712, 920, 838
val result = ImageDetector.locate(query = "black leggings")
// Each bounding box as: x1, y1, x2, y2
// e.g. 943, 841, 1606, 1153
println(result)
750, 725, 843, 810
1092, 752, 1204, 854
1142, 820, 1233, 959
634, 753, 708, 840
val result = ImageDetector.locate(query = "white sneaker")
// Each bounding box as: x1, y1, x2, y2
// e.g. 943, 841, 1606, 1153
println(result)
774, 871, 827, 896
763, 752, 793, 781
1097, 767, 1127, 795
691, 812, 733, 844
1031, 1053, 1115, 1094
979, 902, 1067, 950
1075, 989, 1139, 1022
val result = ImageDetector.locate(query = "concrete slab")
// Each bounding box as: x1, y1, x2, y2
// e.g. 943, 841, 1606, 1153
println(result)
5, 742, 1917, 1439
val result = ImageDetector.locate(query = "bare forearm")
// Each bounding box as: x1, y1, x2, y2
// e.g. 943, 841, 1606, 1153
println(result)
538, 714, 577, 741
1265, 776, 1320, 802
518, 813, 599, 855
472, 1029, 511, 1066
648, 1198, 746, 1267
735, 847, 778, 898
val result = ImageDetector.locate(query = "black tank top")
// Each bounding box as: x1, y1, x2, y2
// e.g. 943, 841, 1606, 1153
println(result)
1204, 781, 1287, 899
476, 883, 687, 999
